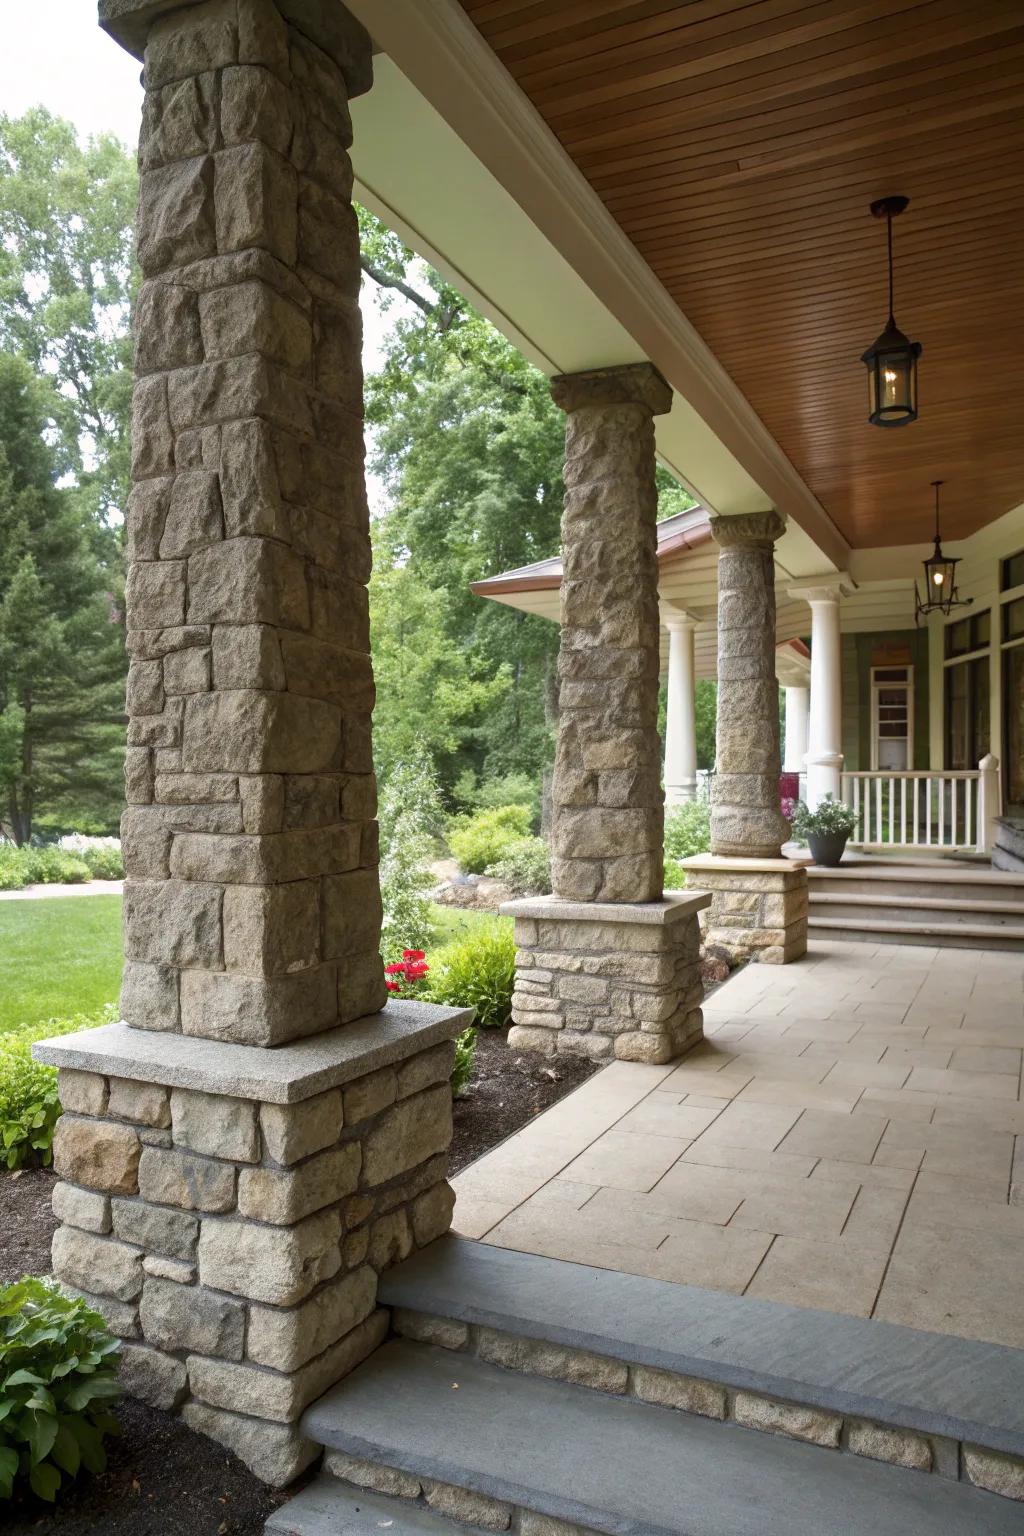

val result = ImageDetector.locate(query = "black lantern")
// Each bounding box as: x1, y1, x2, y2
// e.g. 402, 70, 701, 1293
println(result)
861, 195, 922, 427
915, 482, 972, 625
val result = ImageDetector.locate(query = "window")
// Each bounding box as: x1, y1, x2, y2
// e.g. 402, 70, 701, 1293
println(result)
871, 666, 913, 771
1003, 598, 1024, 644
945, 655, 990, 771
1001, 550, 1024, 593
945, 610, 990, 659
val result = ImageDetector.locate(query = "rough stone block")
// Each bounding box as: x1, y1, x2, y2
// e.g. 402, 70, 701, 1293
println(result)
367, 1209, 412, 1271
181, 693, 343, 778
120, 960, 180, 1033
187, 536, 308, 630
260, 1089, 342, 1166
53, 1118, 141, 1195
219, 419, 287, 539
361, 1085, 452, 1186
392, 1309, 469, 1351
52, 1227, 144, 1302
141, 73, 218, 169
163, 646, 211, 694
58, 1069, 108, 1116
52, 1182, 111, 1235
107, 1078, 171, 1129
324, 1449, 421, 1497
131, 375, 174, 480
246, 1264, 376, 1372
126, 478, 173, 562
222, 881, 319, 976
342, 1066, 396, 1126
160, 470, 224, 557
141, 1275, 245, 1360
143, 1255, 195, 1283
182, 1400, 318, 1488
631, 1365, 726, 1418
732, 1392, 841, 1447
138, 1146, 236, 1212
127, 560, 186, 628
200, 280, 311, 372
237, 1142, 360, 1224
138, 156, 215, 276
134, 281, 202, 375
120, 1341, 188, 1410
179, 963, 338, 1046
321, 869, 383, 960
963, 1445, 1024, 1501
111, 1198, 198, 1259
215, 142, 297, 266
123, 879, 223, 969
411, 1182, 456, 1248
396, 1043, 455, 1101
198, 1209, 341, 1305
424, 1480, 511, 1531
211, 623, 285, 690
144, 0, 238, 89
171, 1087, 259, 1162
476, 1329, 627, 1394
847, 1419, 932, 1471
221, 63, 292, 152
239, 774, 285, 833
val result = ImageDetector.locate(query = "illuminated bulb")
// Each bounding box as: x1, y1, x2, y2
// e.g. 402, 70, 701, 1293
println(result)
933, 570, 945, 585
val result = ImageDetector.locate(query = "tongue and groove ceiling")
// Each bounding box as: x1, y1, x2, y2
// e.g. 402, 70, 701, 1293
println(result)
456, 0, 1024, 549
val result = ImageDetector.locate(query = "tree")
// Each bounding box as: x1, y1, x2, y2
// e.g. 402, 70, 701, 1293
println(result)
0, 109, 137, 531
0, 355, 124, 842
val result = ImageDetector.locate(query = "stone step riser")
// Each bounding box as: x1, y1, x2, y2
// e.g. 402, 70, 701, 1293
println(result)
810, 900, 1024, 929
808, 878, 1024, 903
807, 919, 1024, 952
388, 1309, 1022, 1498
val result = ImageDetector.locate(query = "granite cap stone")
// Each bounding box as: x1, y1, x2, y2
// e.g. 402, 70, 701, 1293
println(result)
500, 892, 711, 925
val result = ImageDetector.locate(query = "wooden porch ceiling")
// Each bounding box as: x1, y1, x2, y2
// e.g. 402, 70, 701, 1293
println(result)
457, 0, 1024, 549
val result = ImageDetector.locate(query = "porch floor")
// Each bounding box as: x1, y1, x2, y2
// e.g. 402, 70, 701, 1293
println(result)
451, 940, 1024, 1349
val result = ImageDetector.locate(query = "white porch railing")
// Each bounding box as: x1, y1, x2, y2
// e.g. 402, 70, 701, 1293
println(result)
840, 756, 1000, 855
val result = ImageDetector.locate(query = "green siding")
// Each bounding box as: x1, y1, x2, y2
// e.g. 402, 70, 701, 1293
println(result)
839, 629, 930, 771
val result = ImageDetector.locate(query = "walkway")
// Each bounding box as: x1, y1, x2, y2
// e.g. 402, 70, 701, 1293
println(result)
452, 940, 1024, 1349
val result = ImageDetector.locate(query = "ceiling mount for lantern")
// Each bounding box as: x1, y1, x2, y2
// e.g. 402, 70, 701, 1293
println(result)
861, 195, 922, 428
915, 482, 972, 626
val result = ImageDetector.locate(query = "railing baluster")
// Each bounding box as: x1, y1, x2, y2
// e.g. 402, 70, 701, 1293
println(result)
938, 777, 946, 847
966, 779, 974, 850
900, 778, 907, 844
913, 777, 919, 844
951, 778, 958, 847
888, 777, 894, 845
875, 779, 882, 845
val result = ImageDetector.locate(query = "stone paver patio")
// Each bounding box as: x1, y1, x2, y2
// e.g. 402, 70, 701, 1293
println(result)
452, 940, 1024, 1348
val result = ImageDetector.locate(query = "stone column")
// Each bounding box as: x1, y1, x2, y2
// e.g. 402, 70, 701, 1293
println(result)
505, 364, 709, 1064
548, 363, 670, 904
783, 686, 810, 773
664, 611, 699, 805
681, 512, 809, 963
790, 581, 849, 807
38, 0, 469, 1487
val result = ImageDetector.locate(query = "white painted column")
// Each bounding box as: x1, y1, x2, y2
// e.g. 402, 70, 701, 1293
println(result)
783, 686, 810, 772
789, 578, 853, 808
663, 612, 699, 805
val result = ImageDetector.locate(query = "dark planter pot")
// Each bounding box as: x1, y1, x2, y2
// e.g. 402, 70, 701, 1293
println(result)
808, 830, 849, 867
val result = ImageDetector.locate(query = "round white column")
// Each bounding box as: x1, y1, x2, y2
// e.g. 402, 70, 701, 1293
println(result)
664, 614, 698, 805
805, 594, 844, 807
783, 685, 809, 773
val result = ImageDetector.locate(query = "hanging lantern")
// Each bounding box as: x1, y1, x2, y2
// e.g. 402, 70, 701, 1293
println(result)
915, 482, 972, 625
861, 195, 922, 427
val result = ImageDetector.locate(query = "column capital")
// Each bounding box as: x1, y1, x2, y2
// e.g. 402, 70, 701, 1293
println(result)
550, 362, 672, 417
787, 572, 856, 604
709, 510, 785, 548
661, 606, 701, 631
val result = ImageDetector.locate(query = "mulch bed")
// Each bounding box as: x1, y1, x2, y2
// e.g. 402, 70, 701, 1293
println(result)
0, 1028, 598, 1533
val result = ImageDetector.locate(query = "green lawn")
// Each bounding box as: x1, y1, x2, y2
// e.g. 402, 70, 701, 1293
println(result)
0, 896, 123, 1033
0, 895, 507, 1034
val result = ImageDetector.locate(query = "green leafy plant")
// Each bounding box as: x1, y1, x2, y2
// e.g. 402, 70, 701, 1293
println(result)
664, 800, 712, 862
0, 848, 30, 892
0, 1277, 121, 1503
425, 919, 516, 1029
21, 848, 91, 886
378, 755, 444, 963
790, 794, 858, 841
449, 804, 533, 875
485, 835, 551, 896
75, 844, 123, 880
451, 1028, 478, 1096
0, 1008, 114, 1169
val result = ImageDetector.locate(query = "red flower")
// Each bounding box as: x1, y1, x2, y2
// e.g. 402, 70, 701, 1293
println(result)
385, 980, 400, 993
403, 949, 426, 961
384, 962, 405, 974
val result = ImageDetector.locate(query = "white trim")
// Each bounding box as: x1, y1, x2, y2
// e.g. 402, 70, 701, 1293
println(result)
347, 0, 849, 574
870, 665, 914, 773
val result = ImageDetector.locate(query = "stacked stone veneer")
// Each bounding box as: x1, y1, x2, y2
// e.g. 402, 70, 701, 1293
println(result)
49, 1040, 456, 1486
682, 856, 809, 965
548, 364, 672, 904
120, 0, 385, 1043
505, 895, 709, 1065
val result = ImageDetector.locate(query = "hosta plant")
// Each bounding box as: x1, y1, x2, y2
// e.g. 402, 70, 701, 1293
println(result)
0, 1279, 121, 1503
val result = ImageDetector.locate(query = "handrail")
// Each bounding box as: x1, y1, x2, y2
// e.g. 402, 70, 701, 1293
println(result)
840, 770, 980, 780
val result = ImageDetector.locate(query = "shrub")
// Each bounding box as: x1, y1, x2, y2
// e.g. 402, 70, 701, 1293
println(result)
425, 919, 516, 1029
664, 857, 687, 890
664, 799, 712, 864
21, 848, 91, 886
0, 848, 29, 892
0, 1278, 121, 1503
449, 804, 532, 875
79, 846, 124, 880
0, 1009, 114, 1170
485, 836, 551, 896
451, 1028, 478, 1096
454, 772, 542, 825
379, 755, 444, 963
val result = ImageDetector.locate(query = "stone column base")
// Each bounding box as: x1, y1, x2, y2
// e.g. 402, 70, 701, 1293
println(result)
680, 855, 811, 964
501, 893, 711, 1065
33, 1000, 471, 1487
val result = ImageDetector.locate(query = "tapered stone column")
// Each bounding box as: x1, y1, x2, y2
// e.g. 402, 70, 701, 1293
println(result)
664, 611, 699, 805
505, 364, 710, 1063
682, 512, 809, 962
37, 0, 469, 1486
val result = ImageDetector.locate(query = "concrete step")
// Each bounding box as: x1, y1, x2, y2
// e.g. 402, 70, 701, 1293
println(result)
808, 915, 1024, 951
378, 1238, 1024, 1462
300, 1338, 1023, 1536
808, 867, 1024, 904
266, 1477, 495, 1536
810, 892, 1024, 927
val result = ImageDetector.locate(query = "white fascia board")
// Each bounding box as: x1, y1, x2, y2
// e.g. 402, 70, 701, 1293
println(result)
348, 7, 849, 579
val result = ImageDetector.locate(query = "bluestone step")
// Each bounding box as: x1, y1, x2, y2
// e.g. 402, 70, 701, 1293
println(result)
266, 1476, 494, 1536
303, 1340, 1022, 1536
808, 915, 1024, 950
380, 1237, 1024, 1457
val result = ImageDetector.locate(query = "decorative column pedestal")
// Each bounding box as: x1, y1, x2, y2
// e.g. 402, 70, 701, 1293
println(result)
504, 893, 710, 1065
697, 512, 810, 963
36, 0, 471, 1488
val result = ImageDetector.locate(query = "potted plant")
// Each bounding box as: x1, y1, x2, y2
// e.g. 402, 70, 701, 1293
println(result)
791, 794, 858, 867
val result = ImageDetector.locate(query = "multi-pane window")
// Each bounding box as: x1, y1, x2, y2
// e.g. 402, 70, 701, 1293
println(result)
871, 666, 913, 771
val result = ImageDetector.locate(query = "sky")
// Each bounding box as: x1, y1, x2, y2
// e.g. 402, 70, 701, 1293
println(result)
1, 0, 411, 502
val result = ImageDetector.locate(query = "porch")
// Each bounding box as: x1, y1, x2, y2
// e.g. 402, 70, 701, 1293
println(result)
450, 938, 1024, 1348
